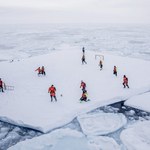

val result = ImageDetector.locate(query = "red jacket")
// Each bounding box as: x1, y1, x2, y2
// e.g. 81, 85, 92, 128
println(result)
0, 80, 3, 86
123, 77, 128, 84
114, 66, 117, 72
80, 82, 86, 89
48, 86, 56, 96
35, 67, 41, 73
41, 67, 45, 72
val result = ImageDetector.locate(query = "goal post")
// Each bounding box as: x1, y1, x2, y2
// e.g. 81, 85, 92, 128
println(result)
95, 54, 104, 61
5, 85, 14, 91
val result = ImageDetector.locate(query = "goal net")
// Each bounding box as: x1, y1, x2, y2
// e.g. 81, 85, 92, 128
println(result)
95, 54, 104, 61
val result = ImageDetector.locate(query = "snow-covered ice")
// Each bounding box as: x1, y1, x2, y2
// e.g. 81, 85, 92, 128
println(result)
0, 50, 150, 133
8, 128, 86, 150
77, 113, 127, 135
125, 92, 150, 112
8, 127, 122, 150
87, 136, 121, 150
120, 120, 150, 150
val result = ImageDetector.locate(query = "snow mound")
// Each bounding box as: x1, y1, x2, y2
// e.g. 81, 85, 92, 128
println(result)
120, 120, 150, 150
87, 136, 121, 150
77, 113, 127, 135
125, 92, 150, 112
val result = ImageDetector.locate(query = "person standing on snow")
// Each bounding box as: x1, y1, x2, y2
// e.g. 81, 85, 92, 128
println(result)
123, 75, 129, 88
35, 67, 41, 75
82, 47, 85, 54
80, 80, 86, 92
41, 66, 46, 75
82, 54, 87, 64
113, 66, 117, 76
99, 60, 103, 70
0, 78, 4, 92
48, 85, 57, 102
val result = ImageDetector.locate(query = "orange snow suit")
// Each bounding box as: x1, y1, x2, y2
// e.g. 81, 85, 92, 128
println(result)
48, 86, 56, 96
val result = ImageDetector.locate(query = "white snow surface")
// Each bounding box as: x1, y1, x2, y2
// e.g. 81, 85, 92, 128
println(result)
77, 113, 127, 135
0, 50, 150, 133
8, 128, 121, 150
120, 120, 150, 150
87, 136, 121, 150
125, 92, 150, 112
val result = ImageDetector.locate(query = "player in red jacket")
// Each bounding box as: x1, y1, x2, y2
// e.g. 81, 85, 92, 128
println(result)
35, 67, 41, 75
80, 80, 86, 92
48, 85, 57, 102
41, 66, 46, 75
113, 66, 117, 76
123, 75, 129, 88
0, 78, 4, 92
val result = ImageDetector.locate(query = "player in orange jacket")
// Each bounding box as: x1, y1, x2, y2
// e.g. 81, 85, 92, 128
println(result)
123, 75, 129, 88
48, 85, 57, 102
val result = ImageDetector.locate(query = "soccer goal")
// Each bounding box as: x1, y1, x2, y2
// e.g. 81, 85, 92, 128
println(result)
95, 54, 104, 61
4, 85, 14, 91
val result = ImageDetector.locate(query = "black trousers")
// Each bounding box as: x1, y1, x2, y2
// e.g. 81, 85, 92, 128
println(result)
80, 97, 87, 101
123, 83, 129, 88
50, 95, 57, 102
0, 85, 4, 92
113, 71, 117, 76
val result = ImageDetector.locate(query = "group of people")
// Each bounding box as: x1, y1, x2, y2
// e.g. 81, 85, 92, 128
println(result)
35, 66, 46, 76
82, 47, 129, 89
113, 66, 129, 88
1, 48, 129, 102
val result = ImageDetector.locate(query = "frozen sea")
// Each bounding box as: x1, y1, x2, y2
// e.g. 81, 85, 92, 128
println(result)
0, 23, 150, 150
0, 23, 150, 60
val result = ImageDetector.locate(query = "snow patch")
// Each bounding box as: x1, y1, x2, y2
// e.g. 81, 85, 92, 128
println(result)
125, 92, 150, 112
120, 120, 150, 150
87, 136, 121, 150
